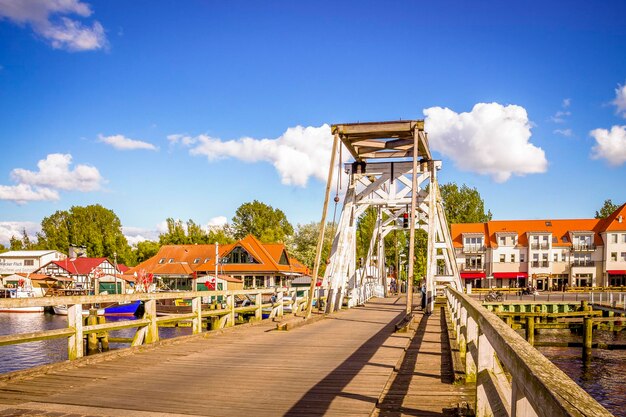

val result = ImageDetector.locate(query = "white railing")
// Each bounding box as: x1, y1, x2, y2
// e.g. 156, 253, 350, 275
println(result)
445, 287, 612, 417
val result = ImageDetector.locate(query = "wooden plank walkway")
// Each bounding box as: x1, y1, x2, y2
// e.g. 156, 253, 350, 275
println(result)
0, 297, 472, 417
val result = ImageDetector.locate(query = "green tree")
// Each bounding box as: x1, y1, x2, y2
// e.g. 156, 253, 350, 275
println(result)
232, 200, 294, 242
439, 183, 492, 224
287, 222, 334, 277
158, 218, 189, 245
10, 228, 36, 250
0, 244, 7, 254
207, 226, 235, 245
37, 204, 134, 265
133, 240, 161, 264
595, 199, 619, 219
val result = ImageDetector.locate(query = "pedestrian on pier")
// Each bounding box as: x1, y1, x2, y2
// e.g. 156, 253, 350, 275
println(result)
420, 283, 427, 312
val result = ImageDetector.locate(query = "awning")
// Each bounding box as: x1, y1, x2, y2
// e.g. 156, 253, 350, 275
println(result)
607, 270, 626, 275
460, 272, 486, 279
493, 272, 528, 279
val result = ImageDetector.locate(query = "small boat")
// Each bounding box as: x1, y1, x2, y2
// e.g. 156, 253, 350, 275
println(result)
0, 287, 44, 313
103, 300, 142, 317
53, 305, 104, 316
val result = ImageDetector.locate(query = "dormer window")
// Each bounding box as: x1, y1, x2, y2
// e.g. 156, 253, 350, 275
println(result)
168, 258, 174, 263
158, 258, 166, 264
193, 258, 201, 264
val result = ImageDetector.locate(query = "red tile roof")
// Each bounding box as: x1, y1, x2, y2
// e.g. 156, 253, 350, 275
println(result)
49, 258, 109, 275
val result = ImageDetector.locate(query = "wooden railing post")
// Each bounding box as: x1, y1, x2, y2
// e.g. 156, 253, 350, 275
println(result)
87, 309, 99, 355
192, 296, 202, 334
67, 303, 83, 360
511, 379, 537, 417
255, 292, 262, 320
227, 294, 235, 327
144, 299, 159, 344
277, 290, 284, 318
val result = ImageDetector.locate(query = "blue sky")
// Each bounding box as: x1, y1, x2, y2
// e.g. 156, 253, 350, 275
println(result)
0, 0, 625, 245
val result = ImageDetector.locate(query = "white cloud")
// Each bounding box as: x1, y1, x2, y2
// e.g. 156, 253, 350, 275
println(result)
171, 125, 339, 187
207, 216, 228, 228
11, 153, 103, 192
0, 184, 59, 204
424, 103, 548, 182
613, 83, 626, 118
99, 134, 158, 151
0, 0, 106, 51
550, 110, 571, 124
0, 221, 41, 246
122, 226, 159, 246
590, 125, 626, 166
562, 98, 571, 108
553, 128, 573, 137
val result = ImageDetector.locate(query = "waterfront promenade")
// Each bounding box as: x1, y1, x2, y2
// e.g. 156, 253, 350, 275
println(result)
0, 297, 471, 417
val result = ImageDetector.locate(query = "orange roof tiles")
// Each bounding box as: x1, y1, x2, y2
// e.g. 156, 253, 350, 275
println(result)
452, 204, 626, 248
127, 235, 308, 277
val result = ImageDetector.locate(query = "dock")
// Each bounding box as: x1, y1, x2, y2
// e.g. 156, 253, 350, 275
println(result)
0, 296, 471, 417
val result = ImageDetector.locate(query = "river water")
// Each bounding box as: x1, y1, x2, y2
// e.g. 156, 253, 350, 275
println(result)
1, 313, 625, 416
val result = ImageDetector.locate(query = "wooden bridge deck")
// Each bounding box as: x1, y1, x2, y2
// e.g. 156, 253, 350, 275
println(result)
0, 297, 472, 417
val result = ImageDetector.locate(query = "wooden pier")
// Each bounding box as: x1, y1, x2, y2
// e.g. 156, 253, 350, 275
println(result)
0, 296, 471, 417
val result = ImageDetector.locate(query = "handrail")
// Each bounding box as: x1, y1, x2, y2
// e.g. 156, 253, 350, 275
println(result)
445, 287, 612, 417
0, 287, 311, 362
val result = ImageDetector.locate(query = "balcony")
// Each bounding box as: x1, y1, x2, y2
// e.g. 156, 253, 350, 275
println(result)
462, 245, 486, 253
572, 260, 595, 267
531, 261, 550, 268
530, 243, 550, 250
571, 243, 596, 252
462, 265, 484, 272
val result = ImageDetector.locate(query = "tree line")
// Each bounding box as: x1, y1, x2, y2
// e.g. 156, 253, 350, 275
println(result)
2, 191, 621, 282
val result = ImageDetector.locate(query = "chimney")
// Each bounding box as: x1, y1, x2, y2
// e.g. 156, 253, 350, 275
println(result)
69, 245, 87, 259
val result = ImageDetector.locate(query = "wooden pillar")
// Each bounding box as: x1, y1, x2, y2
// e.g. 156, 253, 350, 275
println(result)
526, 315, 535, 346
305, 133, 339, 318
511, 379, 538, 417
227, 294, 235, 327
277, 290, 284, 318
465, 315, 478, 382
144, 299, 159, 344
476, 331, 498, 417
192, 296, 202, 334
67, 303, 83, 360
87, 310, 99, 355
583, 306, 593, 361
97, 315, 109, 352
405, 130, 421, 315
255, 292, 262, 321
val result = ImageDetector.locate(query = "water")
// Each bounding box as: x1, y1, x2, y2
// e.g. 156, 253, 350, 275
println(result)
536, 330, 626, 417
1, 314, 625, 416
0, 312, 191, 374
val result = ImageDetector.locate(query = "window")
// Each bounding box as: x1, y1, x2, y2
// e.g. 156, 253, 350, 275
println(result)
510, 254, 515, 263
520, 253, 525, 262
499, 236, 506, 246
168, 258, 174, 263
621, 252, 626, 262
612, 234, 618, 244
158, 258, 166, 264
622, 234, 626, 243
611, 252, 618, 262
562, 236, 569, 243
500, 254, 506, 263
465, 255, 483, 269
255, 276, 265, 288
226, 246, 259, 264
553, 253, 558, 262
24, 259, 34, 266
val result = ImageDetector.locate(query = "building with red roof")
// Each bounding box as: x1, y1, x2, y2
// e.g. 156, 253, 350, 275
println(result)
35, 257, 123, 291
451, 203, 626, 289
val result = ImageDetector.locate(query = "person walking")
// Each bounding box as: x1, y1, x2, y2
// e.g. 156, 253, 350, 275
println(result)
421, 282, 428, 313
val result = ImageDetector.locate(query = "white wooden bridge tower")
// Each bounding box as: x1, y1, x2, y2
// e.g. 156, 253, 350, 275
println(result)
306, 121, 462, 317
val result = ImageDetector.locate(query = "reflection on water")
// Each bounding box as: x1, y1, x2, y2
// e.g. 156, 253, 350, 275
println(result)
536, 329, 626, 417
0, 312, 191, 374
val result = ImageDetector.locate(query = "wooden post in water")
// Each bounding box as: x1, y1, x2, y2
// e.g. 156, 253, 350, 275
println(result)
87, 310, 99, 355
97, 315, 109, 351
144, 299, 159, 343
583, 305, 593, 361
526, 315, 535, 346
67, 303, 83, 360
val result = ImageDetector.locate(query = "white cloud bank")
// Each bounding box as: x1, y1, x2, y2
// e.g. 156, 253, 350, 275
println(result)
424, 103, 548, 182
0, 0, 106, 51
99, 134, 158, 151
12, 153, 102, 191
170, 103, 546, 186
0, 221, 40, 246
0, 153, 103, 204
590, 125, 626, 166
613, 82, 626, 118
169, 125, 336, 187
